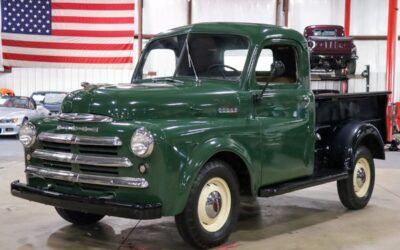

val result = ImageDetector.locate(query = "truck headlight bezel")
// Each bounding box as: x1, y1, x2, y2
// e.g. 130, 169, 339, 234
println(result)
130, 127, 154, 158
19, 122, 37, 148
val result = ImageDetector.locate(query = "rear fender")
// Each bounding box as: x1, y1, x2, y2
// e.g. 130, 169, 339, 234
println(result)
331, 121, 385, 170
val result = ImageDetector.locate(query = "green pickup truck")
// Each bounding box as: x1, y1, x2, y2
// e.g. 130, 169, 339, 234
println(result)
12, 23, 388, 249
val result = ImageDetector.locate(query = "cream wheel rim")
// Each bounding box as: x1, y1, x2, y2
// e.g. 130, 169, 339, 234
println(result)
353, 157, 371, 198
197, 177, 231, 232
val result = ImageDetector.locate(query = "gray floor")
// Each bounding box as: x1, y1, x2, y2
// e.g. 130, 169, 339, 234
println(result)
1, 137, 400, 250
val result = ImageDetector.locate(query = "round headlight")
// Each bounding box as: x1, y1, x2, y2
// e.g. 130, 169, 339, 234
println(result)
130, 127, 154, 158
19, 122, 37, 148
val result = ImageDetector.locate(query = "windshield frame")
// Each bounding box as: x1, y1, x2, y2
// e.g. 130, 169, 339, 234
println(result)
132, 32, 252, 84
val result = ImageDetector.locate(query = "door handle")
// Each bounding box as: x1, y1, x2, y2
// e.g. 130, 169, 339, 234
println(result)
301, 95, 311, 109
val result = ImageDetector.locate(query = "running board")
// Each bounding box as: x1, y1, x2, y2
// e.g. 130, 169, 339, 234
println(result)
258, 171, 349, 197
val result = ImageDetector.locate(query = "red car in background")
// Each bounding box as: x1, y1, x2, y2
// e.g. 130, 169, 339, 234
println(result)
304, 25, 358, 75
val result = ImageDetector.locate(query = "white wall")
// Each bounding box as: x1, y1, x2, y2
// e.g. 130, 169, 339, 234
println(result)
0, 0, 398, 101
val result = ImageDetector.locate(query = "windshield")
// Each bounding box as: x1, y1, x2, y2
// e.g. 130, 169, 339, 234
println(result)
134, 33, 249, 82
0, 97, 32, 109
32, 93, 66, 104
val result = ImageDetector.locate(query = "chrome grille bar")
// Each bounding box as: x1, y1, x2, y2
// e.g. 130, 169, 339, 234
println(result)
38, 132, 122, 146
32, 149, 132, 168
26, 165, 148, 188
59, 113, 113, 123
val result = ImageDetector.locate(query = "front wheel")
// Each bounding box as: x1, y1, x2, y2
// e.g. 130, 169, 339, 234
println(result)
337, 146, 375, 210
175, 160, 239, 249
55, 208, 104, 225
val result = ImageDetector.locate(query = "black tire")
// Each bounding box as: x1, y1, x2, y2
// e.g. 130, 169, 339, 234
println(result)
346, 59, 356, 75
175, 160, 239, 249
55, 208, 104, 225
337, 146, 375, 210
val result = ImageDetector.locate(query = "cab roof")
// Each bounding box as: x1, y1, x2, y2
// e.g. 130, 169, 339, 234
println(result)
155, 22, 306, 45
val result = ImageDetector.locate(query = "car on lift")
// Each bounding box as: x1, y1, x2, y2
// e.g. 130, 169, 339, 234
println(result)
0, 96, 43, 136
30, 91, 68, 115
304, 25, 358, 75
12, 23, 387, 249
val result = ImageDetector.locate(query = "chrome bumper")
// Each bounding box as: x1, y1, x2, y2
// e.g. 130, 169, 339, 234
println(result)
32, 149, 133, 168
26, 165, 149, 188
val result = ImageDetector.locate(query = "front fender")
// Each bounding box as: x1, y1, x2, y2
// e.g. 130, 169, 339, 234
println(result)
172, 136, 258, 214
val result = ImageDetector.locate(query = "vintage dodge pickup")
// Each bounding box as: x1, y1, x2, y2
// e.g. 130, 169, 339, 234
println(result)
12, 23, 388, 249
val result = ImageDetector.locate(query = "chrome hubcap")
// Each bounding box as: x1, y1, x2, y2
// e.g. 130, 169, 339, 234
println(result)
356, 168, 366, 188
205, 191, 222, 218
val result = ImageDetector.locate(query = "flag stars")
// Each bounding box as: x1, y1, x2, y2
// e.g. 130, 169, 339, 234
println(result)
3, 0, 52, 35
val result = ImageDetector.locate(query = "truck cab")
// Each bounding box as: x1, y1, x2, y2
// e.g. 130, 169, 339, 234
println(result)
12, 23, 387, 249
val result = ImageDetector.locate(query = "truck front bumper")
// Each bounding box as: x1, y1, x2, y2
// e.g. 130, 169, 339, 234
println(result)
11, 180, 162, 219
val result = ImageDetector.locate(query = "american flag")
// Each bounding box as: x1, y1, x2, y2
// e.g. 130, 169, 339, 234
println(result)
1, 0, 135, 68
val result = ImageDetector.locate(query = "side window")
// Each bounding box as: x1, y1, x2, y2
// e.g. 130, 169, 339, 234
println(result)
255, 44, 297, 85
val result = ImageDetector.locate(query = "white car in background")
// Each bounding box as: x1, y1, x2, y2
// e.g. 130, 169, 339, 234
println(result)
0, 96, 47, 136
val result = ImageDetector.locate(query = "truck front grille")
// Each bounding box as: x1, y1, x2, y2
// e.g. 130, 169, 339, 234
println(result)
34, 132, 131, 177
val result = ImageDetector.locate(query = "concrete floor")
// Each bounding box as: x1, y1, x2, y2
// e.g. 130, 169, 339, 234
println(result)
1, 138, 400, 250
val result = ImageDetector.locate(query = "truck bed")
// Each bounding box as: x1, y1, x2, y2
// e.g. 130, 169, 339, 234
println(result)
314, 91, 389, 169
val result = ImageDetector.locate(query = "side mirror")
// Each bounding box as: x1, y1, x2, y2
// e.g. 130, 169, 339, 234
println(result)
270, 60, 285, 77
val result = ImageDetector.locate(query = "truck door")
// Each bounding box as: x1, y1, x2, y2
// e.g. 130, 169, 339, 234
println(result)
252, 40, 315, 186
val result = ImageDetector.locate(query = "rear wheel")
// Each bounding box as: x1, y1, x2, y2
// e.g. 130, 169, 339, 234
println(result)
55, 208, 104, 225
175, 160, 239, 249
337, 146, 375, 209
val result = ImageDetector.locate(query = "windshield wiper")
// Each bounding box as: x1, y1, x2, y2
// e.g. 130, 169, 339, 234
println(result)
185, 34, 200, 84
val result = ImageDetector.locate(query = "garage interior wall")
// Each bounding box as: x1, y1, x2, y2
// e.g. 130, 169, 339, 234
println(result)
0, 0, 398, 102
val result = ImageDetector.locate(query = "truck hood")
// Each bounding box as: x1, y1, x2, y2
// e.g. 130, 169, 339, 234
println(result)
61, 81, 242, 121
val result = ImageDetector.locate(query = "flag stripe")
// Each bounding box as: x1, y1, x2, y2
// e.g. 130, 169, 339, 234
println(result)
52, 16, 134, 24
52, 0, 135, 3
52, 23, 134, 31
3, 53, 133, 64
52, 29, 134, 37
2, 39, 133, 51
3, 59, 135, 69
1, 33, 133, 44
52, 3, 134, 11
3, 46, 133, 57
52, 9, 134, 17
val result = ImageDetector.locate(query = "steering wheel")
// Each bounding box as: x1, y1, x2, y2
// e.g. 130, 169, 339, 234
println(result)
206, 64, 240, 79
